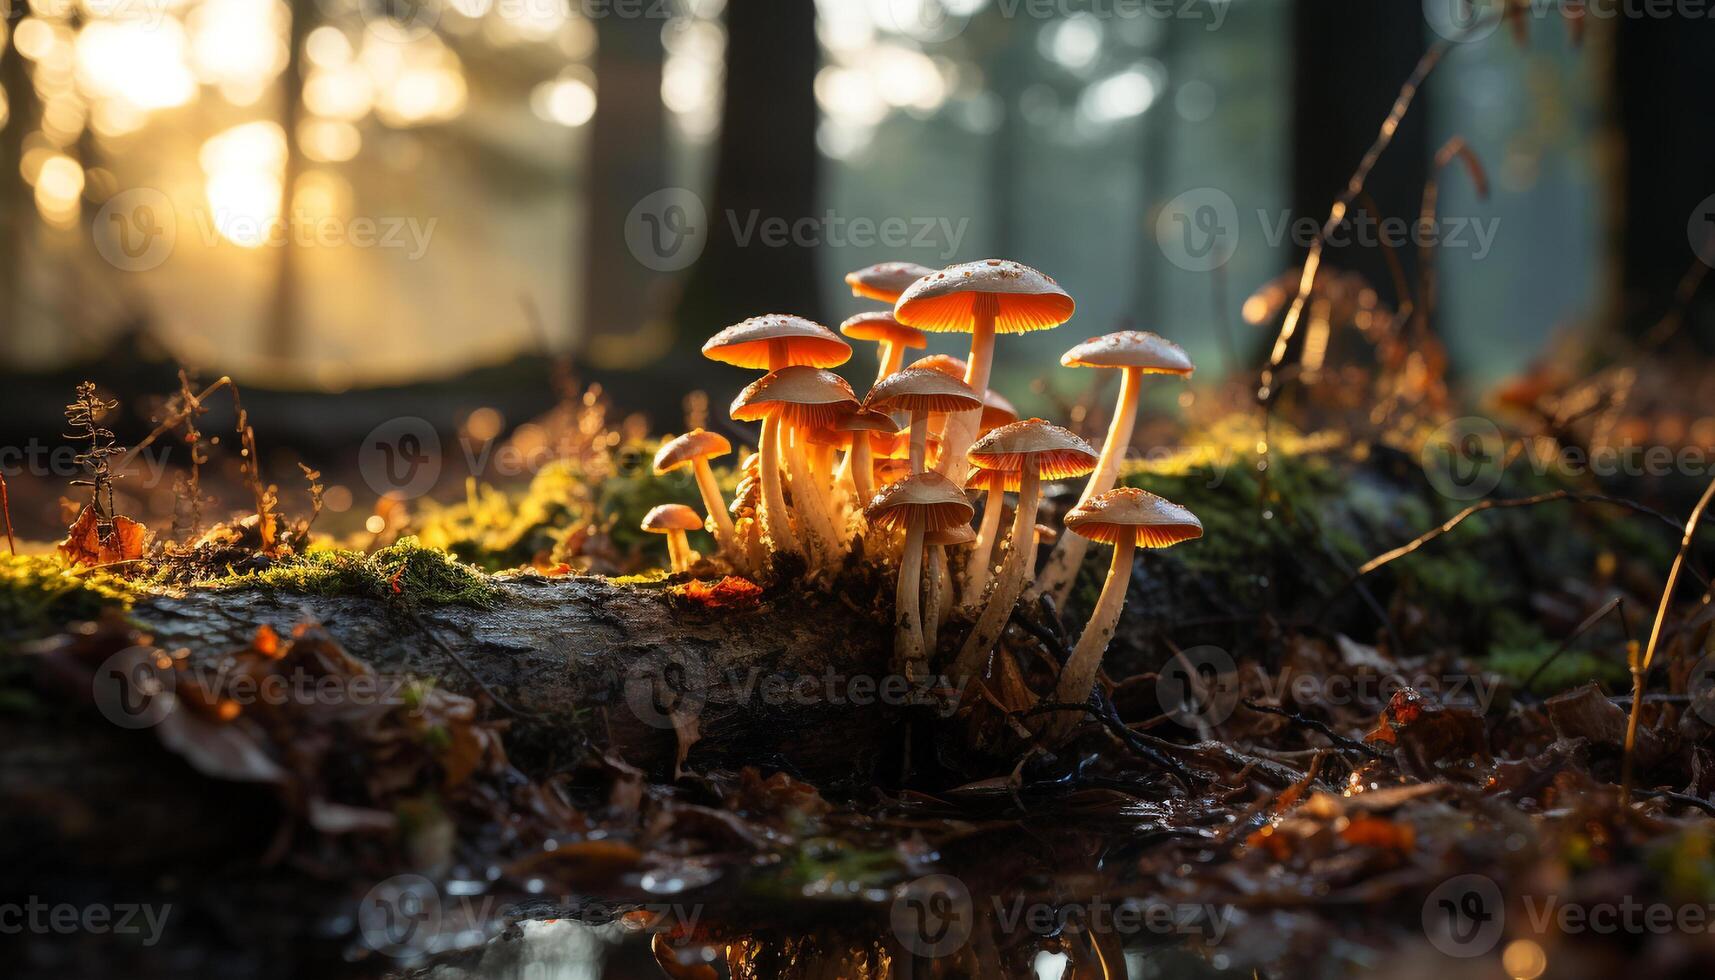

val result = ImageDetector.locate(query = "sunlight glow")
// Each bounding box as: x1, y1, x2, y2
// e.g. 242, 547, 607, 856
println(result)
34, 153, 85, 229
75, 20, 198, 111
1079, 63, 1160, 124
531, 74, 595, 128
201, 121, 286, 248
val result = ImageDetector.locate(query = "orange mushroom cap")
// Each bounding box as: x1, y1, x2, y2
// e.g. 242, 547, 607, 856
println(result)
925, 524, 977, 547
966, 418, 1099, 481
730, 366, 860, 429
1060, 330, 1194, 376
979, 389, 1019, 433
653, 428, 733, 475
863, 471, 974, 533
1063, 487, 1203, 548
893, 259, 1075, 335
872, 458, 912, 486
703, 314, 851, 370
840, 311, 929, 350
865, 367, 983, 415
642, 503, 704, 533
845, 261, 936, 303
908, 353, 968, 379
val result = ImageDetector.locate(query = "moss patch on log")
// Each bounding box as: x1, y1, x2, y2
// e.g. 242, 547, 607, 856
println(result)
208, 537, 502, 609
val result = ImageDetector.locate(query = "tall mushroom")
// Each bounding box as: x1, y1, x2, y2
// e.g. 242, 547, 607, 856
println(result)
958, 387, 1020, 596
653, 429, 737, 561
922, 523, 974, 657
841, 312, 929, 388
1036, 331, 1194, 606
864, 472, 973, 681
730, 366, 859, 572
642, 504, 705, 574
1046, 488, 1202, 738
865, 368, 982, 476
893, 260, 1075, 485
836, 408, 896, 505
951, 420, 1098, 681
705, 317, 850, 558
845, 261, 936, 304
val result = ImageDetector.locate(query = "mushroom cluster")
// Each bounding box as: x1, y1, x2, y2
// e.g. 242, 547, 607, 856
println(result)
655, 260, 1203, 733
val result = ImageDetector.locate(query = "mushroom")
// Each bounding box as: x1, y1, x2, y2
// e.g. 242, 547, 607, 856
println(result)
865, 367, 982, 475
957, 388, 1022, 593
893, 260, 1075, 484
642, 503, 705, 574
1036, 331, 1194, 606
951, 419, 1098, 681
730, 366, 859, 571
864, 472, 973, 681
704, 316, 850, 558
841, 312, 929, 388
959, 468, 1009, 612
653, 429, 737, 560
1046, 488, 1200, 737
922, 523, 975, 657
835, 408, 897, 505
845, 261, 937, 304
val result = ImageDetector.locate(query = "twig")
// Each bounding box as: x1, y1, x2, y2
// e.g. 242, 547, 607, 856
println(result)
1634, 788, 1715, 818
1240, 699, 1385, 759
118, 376, 233, 471
0, 472, 14, 555
404, 608, 535, 719
1622, 474, 1715, 804
1521, 595, 1624, 695
1023, 698, 1193, 786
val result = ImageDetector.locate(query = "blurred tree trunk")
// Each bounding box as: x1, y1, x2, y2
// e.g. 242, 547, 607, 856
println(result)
1283, 0, 1428, 363
579, 10, 667, 363
1, 40, 38, 352
264, 0, 316, 366
1609, 13, 1715, 349
673, 0, 822, 336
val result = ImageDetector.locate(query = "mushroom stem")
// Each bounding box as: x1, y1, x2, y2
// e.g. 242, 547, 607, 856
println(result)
667, 531, 691, 573
908, 412, 929, 473
1047, 537, 1136, 737
924, 545, 946, 655
873, 340, 908, 388
1038, 366, 1142, 605
935, 294, 998, 486
961, 486, 1005, 609
895, 514, 927, 680
758, 415, 800, 557
849, 436, 874, 504
786, 428, 841, 568
691, 457, 737, 555
952, 468, 1039, 681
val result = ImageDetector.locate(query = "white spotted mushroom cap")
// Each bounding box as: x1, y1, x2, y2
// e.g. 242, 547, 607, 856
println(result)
1060, 330, 1194, 376
893, 259, 1075, 335
1063, 487, 1203, 548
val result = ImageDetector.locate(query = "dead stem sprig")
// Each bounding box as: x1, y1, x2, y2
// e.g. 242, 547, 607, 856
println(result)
0, 472, 14, 555
64, 381, 124, 526
299, 463, 325, 531
231, 389, 281, 556
166, 370, 215, 538
1621, 474, 1715, 804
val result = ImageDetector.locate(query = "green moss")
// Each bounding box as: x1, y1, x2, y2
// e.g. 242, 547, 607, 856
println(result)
0, 554, 137, 641
212, 537, 502, 609
415, 460, 592, 571
1484, 610, 1628, 691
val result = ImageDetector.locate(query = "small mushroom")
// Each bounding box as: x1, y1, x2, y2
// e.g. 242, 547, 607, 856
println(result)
642, 503, 705, 574
731, 366, 859, 570
1037, 331, 1193, 606
653, 429, 737, 560
841, 311, 929, 387
922, 523, 975, 657
702, 314, 851, 373
1047, 488, 1201, 738
952, 419, 1098, 681
957, 389, 1024, 591
866, 367, 982, 476
835, 408, 897, 504
893, 260, 1075, 484
865, 472, 973, 681
844, 261, 937, 304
